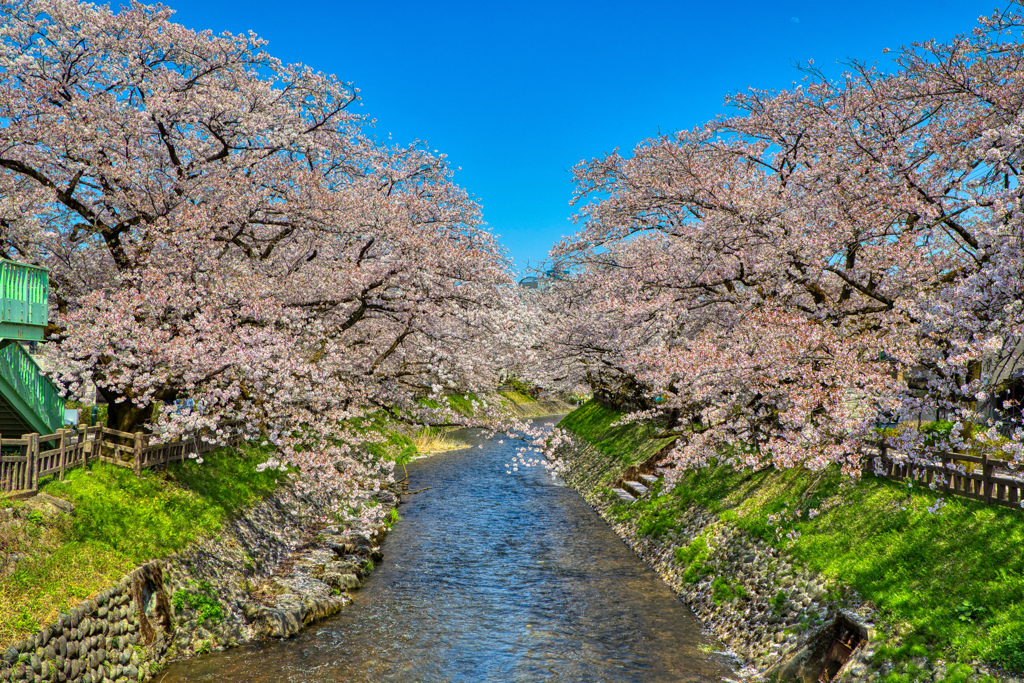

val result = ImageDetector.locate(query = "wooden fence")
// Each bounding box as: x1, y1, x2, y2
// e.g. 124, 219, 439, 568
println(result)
871, 443, 1024, 509
1, 426, 225, 494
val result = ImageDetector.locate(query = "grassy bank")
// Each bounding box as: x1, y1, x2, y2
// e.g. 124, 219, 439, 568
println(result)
560, 401, 1024, 679
0, 445, 286, 646
497, 390, 536, 405
0, 411, 433, 648
559, 399, 675, 466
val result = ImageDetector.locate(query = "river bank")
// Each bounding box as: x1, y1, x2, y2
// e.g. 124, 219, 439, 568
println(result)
555, 433, 879, 683
408, 393, 576, 459
0, 451, 398, 683
0, 398, 575, 683
554, 401, 1024, 683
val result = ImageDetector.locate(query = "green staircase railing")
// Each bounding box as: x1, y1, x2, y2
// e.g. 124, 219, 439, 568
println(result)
0, 341, 64, 436
0, 259, 64, 437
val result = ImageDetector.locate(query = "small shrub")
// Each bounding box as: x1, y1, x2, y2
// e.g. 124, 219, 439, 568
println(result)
172, 580, 223, 626
25, 510, 45, 525
919, 420, 956, 448
674, 536, 711, 583
953, 599, 987, 623
710, 576, 747, 605
771, 590, 787, 613
710, 577, 731, 604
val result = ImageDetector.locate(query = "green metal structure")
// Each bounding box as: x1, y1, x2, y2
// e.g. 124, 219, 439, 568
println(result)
0, 260, 64, 436
1, 260, 49, 341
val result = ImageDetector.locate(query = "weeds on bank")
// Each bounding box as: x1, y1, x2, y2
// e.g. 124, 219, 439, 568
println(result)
172, 580, 224, 626
411, 427, 465, 455
497, 390, 537, 405
674, 536, 712, 583
711, 576, 749, 605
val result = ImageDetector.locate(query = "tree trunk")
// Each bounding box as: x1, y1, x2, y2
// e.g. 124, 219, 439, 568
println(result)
98, 386, 151, 435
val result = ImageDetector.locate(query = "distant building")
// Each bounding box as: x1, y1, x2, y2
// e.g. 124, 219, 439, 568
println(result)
518, 275, 543, 290
517, 265, 567, 292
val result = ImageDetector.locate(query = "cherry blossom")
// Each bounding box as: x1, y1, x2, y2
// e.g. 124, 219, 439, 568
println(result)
0, 0, 526, 493
538, 5, 1024, 474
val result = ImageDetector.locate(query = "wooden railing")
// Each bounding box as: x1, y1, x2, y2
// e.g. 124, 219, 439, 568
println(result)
0, 426, 228, 494
870, 443, 1024, 509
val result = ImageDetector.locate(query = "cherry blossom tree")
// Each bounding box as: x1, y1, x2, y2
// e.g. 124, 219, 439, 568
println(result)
544, 5, 1024, 474
0, 0, 523, 490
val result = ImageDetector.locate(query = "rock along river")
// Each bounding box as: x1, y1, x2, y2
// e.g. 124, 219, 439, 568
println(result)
160, 418, 734, 682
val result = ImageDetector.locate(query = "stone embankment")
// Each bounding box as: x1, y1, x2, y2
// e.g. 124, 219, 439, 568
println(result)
558, 437, 882, 683
0, 482, 397, 683
559, 436, 1021, 683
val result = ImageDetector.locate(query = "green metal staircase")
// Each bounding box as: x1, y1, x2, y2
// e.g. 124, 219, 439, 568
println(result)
0, 260, 64, 436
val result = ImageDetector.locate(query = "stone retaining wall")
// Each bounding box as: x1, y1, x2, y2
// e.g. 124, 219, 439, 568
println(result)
556, 437, 880, 683
557, 436, 1019, 683
0, 482, 397, 683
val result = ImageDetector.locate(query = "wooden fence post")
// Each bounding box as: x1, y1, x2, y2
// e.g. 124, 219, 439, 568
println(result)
27, 433, 39, 491
983, 451, 994, 504
96, 426, 106, 464
2, 445, 9, 492
78, 425, 86, 468
85, 426, 93, 467
133, 432, 144, 475
59, 428, 67, 481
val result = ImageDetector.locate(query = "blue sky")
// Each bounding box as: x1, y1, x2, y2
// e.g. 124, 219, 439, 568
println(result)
164, 0, 1006, 274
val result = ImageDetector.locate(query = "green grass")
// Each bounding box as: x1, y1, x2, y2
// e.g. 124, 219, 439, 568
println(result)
560, 402, 1024, 675
172, 580, 224, 626
0, 444, 286, 647
497, 390, 537, 405
418, 392, 482, 418
558, 400, 674, 465
674, 535, 712, 583
41, 445, 287, 562
0, 406, 432, 651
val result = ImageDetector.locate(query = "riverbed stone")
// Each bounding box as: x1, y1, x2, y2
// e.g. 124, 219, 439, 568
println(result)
325, 560, 364, 576
323, 573, 362, 591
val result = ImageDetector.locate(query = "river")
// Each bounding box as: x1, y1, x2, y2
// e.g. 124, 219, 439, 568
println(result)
160, 418, 734, 682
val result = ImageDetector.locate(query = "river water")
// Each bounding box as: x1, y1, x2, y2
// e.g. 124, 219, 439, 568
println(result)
161, 419, 734, 682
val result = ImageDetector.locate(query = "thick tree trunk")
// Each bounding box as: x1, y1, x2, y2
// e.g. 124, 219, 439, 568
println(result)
587, 370, 654, 413
98, 386, 151, 435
